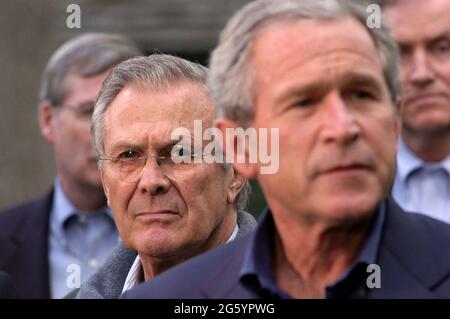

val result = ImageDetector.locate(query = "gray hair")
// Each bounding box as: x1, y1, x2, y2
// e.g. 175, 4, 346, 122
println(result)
92, 54, 208, 159
92, 54, 251, 211
39, 32, 142, 107
373, 0, 399, 6
209, 0, 402, 125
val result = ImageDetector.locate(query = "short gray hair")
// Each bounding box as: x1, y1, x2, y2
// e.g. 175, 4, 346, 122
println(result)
209, 0, 401, 125
39, 32, 142, 107
373, 0, 399, 6
91, 54, 251, 211
92, 54, 208, 159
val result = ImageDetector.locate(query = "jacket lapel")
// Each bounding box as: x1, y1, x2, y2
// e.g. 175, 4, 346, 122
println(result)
201, 235, 254, 298
2, 191, 53, 298
370, 198, 450, 298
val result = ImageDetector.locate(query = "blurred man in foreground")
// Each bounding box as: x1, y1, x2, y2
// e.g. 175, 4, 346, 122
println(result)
123, 0, 450, 299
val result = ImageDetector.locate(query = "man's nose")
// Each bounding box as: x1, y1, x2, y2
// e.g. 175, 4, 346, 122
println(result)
137, 158, 171, 196
408, 49, 434, 87
320, 94, 360, 145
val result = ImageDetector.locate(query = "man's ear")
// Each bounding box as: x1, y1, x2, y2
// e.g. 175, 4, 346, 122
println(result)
39, 102, 56, 144
216, 118, 258, 179
100, 171, 111, 207
227, 169, 247, 205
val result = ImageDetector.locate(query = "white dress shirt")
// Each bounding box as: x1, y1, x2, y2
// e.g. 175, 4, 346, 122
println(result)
392, 138, 450, 223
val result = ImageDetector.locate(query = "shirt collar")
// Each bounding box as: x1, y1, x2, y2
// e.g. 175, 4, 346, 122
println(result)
331, 203, 385, 286
50, 177, 79, 239
239, 208, 288, 298
397, 138, 450, 179
122, 255, 142, 293
50, 177, 113, 238
440, 154, 450, 175
227, 224, 239, 243
239, 204, 386, 298
396, 138, 424, 181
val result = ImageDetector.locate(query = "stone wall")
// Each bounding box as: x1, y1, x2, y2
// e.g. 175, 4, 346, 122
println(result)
0, 0, 260, 210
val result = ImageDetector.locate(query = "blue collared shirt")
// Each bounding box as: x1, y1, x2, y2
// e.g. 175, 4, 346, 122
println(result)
392, 138, 450, 224
239, 204, 385, 299
48, 178, 119, 298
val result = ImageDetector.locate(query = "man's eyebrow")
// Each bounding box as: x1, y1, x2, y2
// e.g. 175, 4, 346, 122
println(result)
399, 32, 450, 48
160, 141, 183, 153
341, 73, 384, 92
277, 73, 384, 101
108, 141, 143, 154
277, 81, 329, 103
71, 100, 95, 108
108, 138, 197, 155
428, 32, 450, 44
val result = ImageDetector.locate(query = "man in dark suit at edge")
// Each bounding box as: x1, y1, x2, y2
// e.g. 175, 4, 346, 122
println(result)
0, 33, 141, 298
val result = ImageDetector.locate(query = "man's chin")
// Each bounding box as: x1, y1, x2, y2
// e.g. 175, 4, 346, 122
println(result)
404, 117, 450, 135
318, 196, 380, 224
135, 237, 182, 259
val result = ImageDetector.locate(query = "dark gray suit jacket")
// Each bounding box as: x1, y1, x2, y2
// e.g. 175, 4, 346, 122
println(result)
74, 211, 257, 298
0, 191, 53, 298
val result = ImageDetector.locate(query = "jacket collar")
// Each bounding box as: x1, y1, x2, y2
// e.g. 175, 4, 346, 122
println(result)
0, 190, 53, 298
201, 211, 257, 298
374, 197, 450, 297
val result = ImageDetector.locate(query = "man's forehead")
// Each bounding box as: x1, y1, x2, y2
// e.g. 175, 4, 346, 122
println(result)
104, 82, 213, 124
103, 82, 214, 149
107, 125, 179, 151
253, 17, 377, 62
384, 0, 450, 41
250, 17, 382, 87
63, 69, 110, 103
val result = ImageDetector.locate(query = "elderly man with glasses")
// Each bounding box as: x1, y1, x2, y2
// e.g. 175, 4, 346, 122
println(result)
70, 54, 256, 299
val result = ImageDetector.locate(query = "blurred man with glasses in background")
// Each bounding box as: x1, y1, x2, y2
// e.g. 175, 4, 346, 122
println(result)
0, 33, 141, 298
